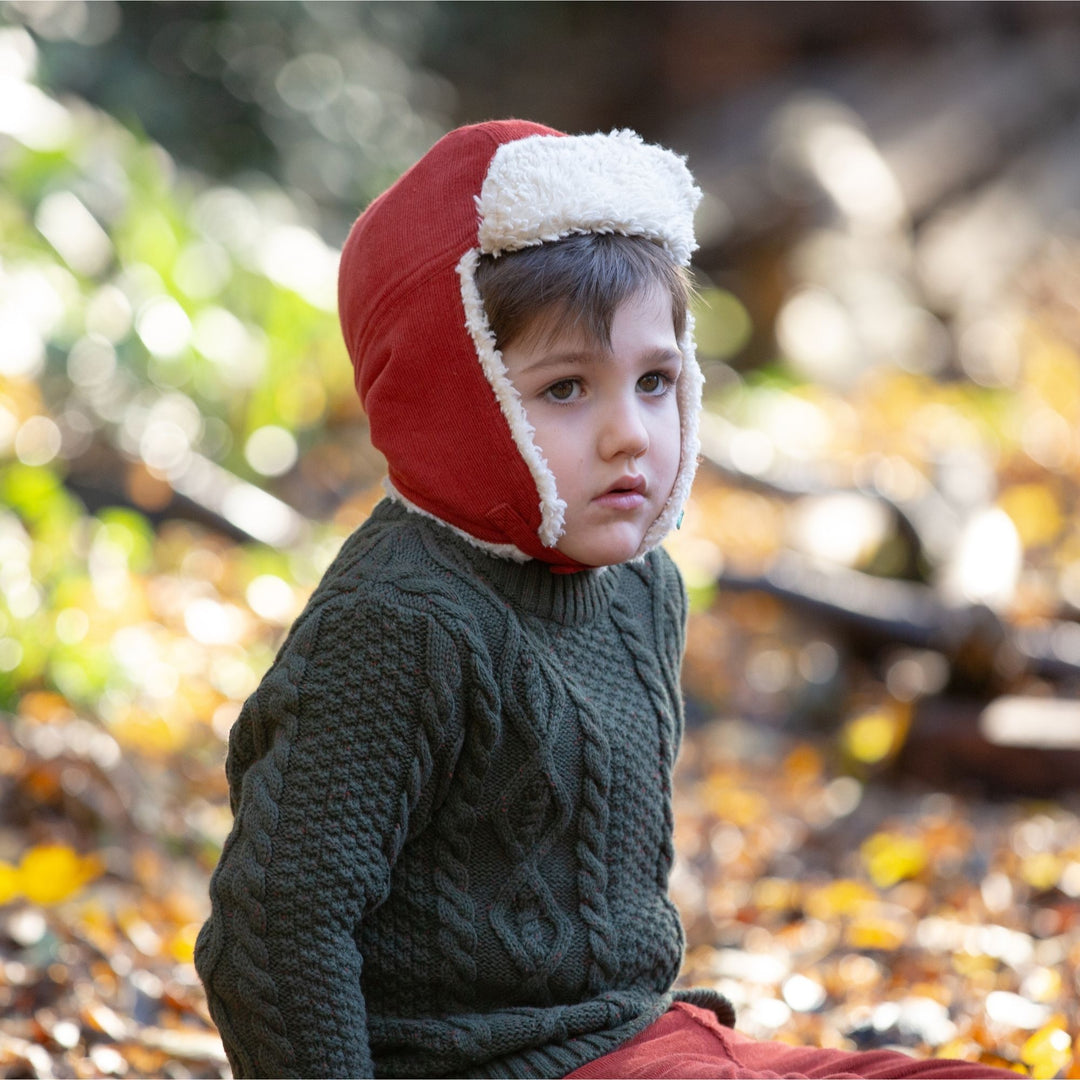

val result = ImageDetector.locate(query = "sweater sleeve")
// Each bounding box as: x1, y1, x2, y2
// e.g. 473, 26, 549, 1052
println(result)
651, 546, 689, 730
194, 590, 463, 1078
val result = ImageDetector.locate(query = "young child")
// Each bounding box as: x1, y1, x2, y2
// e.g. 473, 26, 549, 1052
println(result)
195, 120, 1019, 1079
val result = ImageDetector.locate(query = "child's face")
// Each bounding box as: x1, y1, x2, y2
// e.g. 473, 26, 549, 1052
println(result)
501, 286, 683, 567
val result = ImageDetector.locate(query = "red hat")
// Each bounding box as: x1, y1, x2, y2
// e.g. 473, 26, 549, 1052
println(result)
338, 120, 702, 568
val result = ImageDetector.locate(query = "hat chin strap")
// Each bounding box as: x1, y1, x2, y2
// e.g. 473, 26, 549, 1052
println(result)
381, 477, 527, 561
384, 477, 591, 570
484, 501, 587, 571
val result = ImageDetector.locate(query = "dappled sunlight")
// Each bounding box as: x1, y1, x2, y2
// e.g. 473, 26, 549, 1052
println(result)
672, 727, 1079, 1073
1, 3, 1079, 1077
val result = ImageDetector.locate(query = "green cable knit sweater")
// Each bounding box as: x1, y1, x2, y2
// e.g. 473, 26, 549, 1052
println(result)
195, 499, 731, 1078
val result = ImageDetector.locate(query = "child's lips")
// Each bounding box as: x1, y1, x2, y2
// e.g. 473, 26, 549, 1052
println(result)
593, 476, 647, 510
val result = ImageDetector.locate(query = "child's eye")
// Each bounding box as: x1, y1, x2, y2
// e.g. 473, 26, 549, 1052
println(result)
544, 379, 581, 403
638, 372, 673, 396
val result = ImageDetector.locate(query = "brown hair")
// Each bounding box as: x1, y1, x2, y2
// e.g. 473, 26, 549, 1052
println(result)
474, 232, 691, 350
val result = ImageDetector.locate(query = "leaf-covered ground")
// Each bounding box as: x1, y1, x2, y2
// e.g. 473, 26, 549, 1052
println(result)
672, 722, 1079, 1079
2, 669, 1077, 1077
2, 13, 1079, 1078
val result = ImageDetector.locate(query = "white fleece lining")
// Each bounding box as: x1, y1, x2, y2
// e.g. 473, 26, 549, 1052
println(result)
383, 477, 533, 562
476, 130, 701, 265
463, 129, 704, 559
458, 247, 567, 548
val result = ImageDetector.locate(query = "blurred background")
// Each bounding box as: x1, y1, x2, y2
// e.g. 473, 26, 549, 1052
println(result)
0, 2, 1078, 1076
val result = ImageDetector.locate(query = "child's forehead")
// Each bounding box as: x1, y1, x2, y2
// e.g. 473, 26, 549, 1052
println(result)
508, 283, 678, 352
511, 306, 604, 352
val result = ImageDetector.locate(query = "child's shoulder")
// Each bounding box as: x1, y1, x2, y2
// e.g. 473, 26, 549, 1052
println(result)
627, 544, 687, 606
639, 542, 683, 584
259, 499, 484, 686
303, 497, 494, 623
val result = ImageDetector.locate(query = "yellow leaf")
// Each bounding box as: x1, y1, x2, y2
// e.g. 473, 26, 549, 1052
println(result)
861, 831, 928, 889
106, 706, 191, 755
1024, 328, 1080, 415
952, 951, 997, 977
842, 706, 909, 765
752, 877, 801, 913
1021, 1024, 1073, 1080
1020, 852, 1062, 893
845, 911, 908, 951
704, 783, 768, 828
0, 860, 20, 905
19, 845, 103, 905
804, 879, 877, 920
1023, 966, 1063, 1004
169, 922, 200, 963
998, 483, 1064, 549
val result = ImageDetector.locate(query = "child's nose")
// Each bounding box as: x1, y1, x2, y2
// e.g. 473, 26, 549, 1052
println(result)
598, 397, 649, 461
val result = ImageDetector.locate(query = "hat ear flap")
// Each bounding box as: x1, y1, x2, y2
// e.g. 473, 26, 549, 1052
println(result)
457, 247, 566, 549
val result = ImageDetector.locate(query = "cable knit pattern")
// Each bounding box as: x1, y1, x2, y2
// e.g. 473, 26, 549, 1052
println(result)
196, 639, 303, 1075
196, 499, 729, 1078
565, 676, 619, 995
610, 570, 684, 892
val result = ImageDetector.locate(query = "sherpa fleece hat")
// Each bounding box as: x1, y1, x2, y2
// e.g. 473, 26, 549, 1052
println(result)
338, 119, 703, 569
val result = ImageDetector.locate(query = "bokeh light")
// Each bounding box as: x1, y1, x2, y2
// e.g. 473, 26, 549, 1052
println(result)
1, 4, 1079, 1077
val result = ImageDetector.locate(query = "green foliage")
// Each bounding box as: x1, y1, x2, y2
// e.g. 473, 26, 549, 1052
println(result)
0, 21, 361, 726
692, 286, 753, 364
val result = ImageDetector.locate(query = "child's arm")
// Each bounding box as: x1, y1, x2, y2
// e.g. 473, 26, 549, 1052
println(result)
195, 591, 462, 1078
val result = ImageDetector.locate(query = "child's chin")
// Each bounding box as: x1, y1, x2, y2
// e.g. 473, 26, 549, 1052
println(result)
557, 530, 645, 568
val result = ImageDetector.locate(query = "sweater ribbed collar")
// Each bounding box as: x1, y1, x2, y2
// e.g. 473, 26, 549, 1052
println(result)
376, 499, 618, 625
463, 543, 617, 625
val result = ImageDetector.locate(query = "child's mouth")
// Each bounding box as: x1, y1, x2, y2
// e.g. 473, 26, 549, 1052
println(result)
594, 477, 647, 509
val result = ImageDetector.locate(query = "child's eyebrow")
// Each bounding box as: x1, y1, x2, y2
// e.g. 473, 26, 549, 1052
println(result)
514, 346, 682, 377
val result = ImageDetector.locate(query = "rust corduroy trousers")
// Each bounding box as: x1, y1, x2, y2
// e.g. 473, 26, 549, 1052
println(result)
565, 1002, 1020, 1079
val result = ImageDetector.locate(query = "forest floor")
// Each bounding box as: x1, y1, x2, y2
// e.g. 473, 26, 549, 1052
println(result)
1, 704, 1077, 1078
